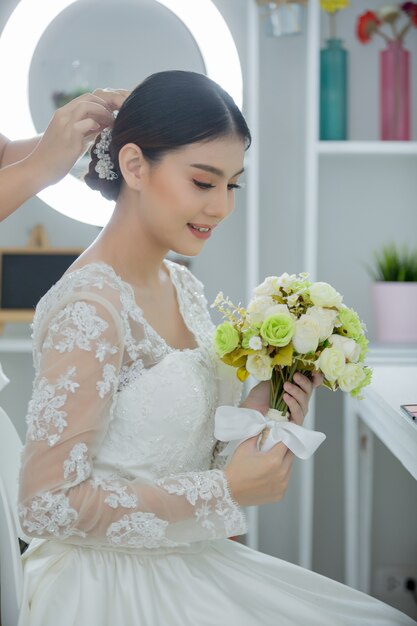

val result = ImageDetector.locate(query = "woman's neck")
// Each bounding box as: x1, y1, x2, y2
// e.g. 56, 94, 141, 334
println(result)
89, 199, 169, 289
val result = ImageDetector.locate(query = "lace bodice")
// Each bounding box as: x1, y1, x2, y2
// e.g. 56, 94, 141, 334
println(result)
18, 260, 245, 552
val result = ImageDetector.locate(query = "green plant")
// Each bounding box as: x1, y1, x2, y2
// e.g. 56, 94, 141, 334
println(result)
366, 243, 417, 281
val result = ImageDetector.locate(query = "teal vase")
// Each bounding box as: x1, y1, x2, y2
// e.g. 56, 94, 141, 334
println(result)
320, 38, 348, 140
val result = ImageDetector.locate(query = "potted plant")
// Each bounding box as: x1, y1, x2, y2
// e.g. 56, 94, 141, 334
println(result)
367, 243, 417, 342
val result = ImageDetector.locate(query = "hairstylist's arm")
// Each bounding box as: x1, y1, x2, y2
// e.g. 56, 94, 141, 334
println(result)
0, 88, 129, 221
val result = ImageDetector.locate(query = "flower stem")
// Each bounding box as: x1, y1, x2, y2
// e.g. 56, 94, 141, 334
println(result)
270, 361, 299, 414
375, 27, 393, 44
398, 21, 411, 43
330, 12, 337, 39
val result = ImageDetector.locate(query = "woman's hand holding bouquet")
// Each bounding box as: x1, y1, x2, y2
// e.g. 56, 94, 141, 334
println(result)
213, 273, 372, 459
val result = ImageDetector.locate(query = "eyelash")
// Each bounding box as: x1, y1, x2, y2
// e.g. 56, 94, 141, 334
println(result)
192, 179, 244, 191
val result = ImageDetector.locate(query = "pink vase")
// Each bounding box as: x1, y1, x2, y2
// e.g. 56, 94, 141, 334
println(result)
372, 282, 417, 342
380, 41, 411, 141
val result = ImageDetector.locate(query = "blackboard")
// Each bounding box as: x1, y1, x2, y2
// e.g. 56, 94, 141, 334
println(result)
0, 251, 81, 310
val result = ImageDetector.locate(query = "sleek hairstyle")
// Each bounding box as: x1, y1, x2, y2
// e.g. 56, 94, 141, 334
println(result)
84, 70, 251, 201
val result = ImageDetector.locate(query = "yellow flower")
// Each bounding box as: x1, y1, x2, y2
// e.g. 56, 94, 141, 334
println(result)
320, 0, 349, 13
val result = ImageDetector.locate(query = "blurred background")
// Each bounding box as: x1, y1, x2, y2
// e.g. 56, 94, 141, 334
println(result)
0, 0, 416, 619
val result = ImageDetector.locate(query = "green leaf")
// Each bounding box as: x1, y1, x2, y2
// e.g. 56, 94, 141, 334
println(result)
365, 243, 417, 282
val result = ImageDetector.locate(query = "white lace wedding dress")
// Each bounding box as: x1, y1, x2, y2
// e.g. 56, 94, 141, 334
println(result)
17, 260, 415, 626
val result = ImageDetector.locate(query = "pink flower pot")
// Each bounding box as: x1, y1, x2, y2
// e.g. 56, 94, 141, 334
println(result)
372, 282, 417, 342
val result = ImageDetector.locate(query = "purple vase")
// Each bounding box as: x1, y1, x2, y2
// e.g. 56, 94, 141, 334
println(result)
380, 41, 411, 141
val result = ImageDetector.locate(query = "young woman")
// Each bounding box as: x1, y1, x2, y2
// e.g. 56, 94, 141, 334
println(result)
17, 71, 415, 625
0, 88, 128, 220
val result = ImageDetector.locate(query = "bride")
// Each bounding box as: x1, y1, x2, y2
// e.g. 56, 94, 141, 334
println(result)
17, 70, 415, 625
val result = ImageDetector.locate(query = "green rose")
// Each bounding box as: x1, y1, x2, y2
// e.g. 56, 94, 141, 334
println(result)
351, 367, 373, 398
337, 306, 363, 340
213, 322, 240, 357
355, 334, 369, 362
260, 314, 295, 347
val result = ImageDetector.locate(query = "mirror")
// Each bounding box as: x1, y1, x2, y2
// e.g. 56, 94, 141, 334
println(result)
0, 0, 242, 225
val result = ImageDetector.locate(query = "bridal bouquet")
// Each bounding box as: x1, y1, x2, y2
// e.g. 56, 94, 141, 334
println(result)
212, 273, 372, 453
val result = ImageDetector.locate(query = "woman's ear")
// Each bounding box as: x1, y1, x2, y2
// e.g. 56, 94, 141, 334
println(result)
118, 143, 148, 191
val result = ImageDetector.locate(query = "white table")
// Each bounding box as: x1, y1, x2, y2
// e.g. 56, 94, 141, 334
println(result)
343, 345, 417, 593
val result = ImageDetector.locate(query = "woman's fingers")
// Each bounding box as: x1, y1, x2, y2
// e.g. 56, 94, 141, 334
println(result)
284, 377, 310, 421
283, 391, 305, 425
72, 118, 101, 141
92, 88, 130, 111
57, 89, 130, 127
61, 100, 115, 127
311, 371, 324, 388
293, 372, 313, 397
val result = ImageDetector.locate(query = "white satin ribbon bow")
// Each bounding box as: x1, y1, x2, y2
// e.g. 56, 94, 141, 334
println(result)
214, 406, 326, 460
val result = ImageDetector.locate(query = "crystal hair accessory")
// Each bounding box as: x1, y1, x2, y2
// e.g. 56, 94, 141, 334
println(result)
94, 127, 118, 181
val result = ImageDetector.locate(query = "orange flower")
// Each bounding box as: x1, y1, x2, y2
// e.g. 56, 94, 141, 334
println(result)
356, 10, 381, 43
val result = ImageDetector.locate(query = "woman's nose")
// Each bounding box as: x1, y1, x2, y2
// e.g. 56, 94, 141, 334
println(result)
206, 189, 234, 220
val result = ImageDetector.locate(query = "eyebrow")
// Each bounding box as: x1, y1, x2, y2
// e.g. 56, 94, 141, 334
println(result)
190, 163, 245, 178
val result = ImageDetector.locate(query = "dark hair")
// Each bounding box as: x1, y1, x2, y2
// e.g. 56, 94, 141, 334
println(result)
84, 70, 251, 201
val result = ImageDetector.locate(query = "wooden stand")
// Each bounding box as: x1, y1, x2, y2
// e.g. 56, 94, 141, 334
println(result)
0, 225, 82, 334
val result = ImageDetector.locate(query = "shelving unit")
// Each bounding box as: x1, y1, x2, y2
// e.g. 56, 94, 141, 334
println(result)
318, 141, 417, 156
302, 0, 417, 576
0, 338, 32, 353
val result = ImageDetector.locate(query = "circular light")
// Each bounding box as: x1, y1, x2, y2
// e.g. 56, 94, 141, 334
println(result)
0, 0, 242, 226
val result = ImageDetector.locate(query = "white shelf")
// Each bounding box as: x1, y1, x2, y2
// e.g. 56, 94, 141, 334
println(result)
367, 343, 417, 364
0, 338, 32, 353
318, 141, 417, 156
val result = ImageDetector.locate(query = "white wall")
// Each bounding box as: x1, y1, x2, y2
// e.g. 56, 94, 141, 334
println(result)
0, 0, 416, 611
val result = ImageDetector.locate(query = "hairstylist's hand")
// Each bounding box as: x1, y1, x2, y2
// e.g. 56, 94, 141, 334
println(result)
27, 88, 129, 187
240, 371, 323, 426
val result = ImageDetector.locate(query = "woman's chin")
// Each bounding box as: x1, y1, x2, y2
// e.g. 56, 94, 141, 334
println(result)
170, 240, 206, 258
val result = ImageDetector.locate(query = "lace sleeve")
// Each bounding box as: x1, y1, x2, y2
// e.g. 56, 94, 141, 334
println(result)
18, 292, 246, 549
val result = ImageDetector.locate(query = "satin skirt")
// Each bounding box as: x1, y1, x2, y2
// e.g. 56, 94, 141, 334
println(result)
18, 537, 416, 626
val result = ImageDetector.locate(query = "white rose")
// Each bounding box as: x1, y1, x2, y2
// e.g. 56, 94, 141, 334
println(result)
306, 306, 338, 341
328, 334, 361, 363
338, 363, 366, 392
247, 296, 276, 325
277, 272, 298, 292
248, 336, 263, 351
309, 282, 343, 308
316, 347, 345, 382
292, 315, 320, 354
287, 293, 300, 307
254, 276, 282, 297
246, 351, 273, 381
264, 303, 292, 318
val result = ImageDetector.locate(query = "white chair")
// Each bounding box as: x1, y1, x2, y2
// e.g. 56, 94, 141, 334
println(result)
0, 406, 24, 626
